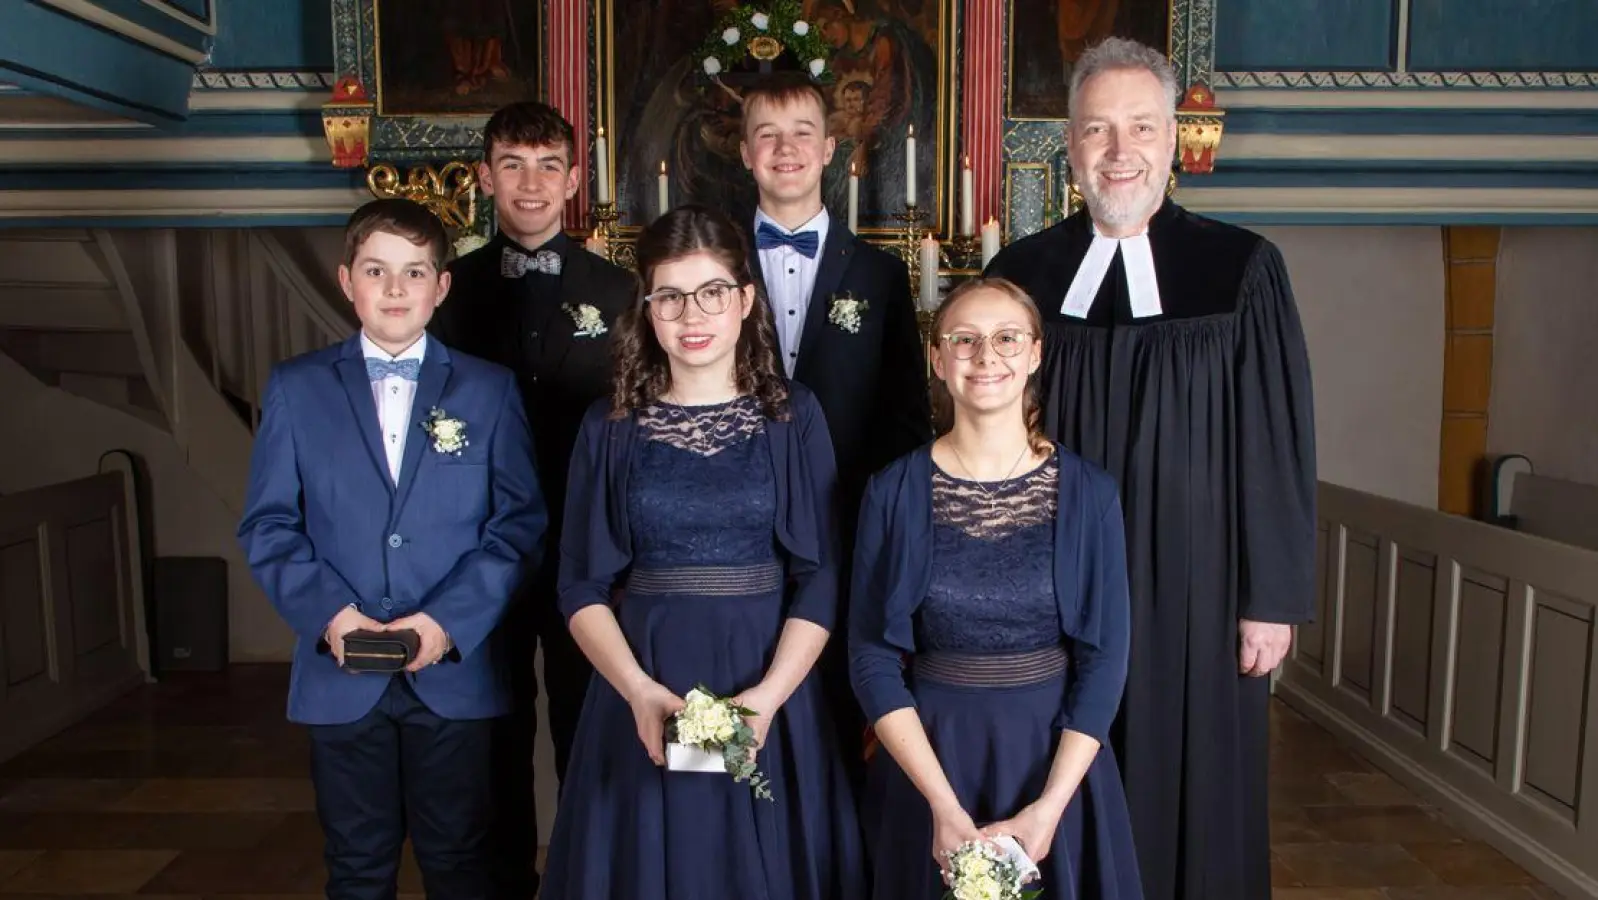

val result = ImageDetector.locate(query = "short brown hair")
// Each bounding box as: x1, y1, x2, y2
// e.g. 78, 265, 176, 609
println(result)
740, 73, 829, 137
482, 101, 576, 164
342, 198, 449, 272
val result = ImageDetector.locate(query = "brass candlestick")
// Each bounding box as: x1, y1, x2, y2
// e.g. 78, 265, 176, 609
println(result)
948, 232, 980, 271
893, 204, 941, 379
892, 203, 926, 295
589, 201, 636, 270
592, 200, 619, 243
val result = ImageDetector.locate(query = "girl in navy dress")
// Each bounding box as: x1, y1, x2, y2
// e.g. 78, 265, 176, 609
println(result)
541, 205, 865, 900
849, 278, 1144, 899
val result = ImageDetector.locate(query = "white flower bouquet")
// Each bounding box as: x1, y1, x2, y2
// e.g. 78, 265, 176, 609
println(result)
664, 685, 773, 801
943, 836, 1041, 900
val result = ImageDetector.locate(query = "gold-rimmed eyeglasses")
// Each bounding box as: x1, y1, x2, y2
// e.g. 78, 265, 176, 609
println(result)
643, 281, 742, 321
939, 328, 1034, 360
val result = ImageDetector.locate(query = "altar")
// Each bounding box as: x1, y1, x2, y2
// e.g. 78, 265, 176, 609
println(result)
319, 0, 1225, 307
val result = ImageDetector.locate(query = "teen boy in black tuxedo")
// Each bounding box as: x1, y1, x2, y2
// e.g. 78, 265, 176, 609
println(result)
429, 101, 634, 900
739, 74, 933, 779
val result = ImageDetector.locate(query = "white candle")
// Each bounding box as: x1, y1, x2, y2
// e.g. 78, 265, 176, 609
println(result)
594, 126, 610, 205
657, 161, 669, 216
918, 232, 940, 311
960, 156, 974, 236
847, 162, 859, 234
905, 124, 916, 207
980, 217, 1001, 268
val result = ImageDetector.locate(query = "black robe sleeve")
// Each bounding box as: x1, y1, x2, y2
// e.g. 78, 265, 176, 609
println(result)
1234, 242, 1318, 624
871, 258, 934, 473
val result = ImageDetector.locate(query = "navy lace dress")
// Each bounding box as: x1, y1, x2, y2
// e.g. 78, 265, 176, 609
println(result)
867, 453, 1143, 899
541, 397, 865, 900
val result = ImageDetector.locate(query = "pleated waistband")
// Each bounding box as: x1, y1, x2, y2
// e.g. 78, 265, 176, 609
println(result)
912, 645, 1069, 687
626, 562, 784, 596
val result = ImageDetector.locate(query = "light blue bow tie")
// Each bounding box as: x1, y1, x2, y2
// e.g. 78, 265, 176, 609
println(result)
365, 357, 421, 381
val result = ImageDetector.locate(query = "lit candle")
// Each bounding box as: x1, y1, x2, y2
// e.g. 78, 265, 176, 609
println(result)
847, 161, 859, 234
980, 217, 1001, 268
905, 124, 916, 207
960, 156, 974, 236
657, 161, 669, 215
918, 232, 939, 311
594, 125, 610, 205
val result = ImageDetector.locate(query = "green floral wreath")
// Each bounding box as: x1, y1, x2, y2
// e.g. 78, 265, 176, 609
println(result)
694, 0, 833, 82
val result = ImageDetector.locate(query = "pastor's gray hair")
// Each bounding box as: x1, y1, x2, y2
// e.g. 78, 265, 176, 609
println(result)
1067, 37, 1180, 121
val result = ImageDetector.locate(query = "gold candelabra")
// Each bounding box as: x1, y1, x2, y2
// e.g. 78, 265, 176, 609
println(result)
891, 203, 926, 289
891, 204, 942, 379
587, 201, 638, 271
947, 232, 979, 271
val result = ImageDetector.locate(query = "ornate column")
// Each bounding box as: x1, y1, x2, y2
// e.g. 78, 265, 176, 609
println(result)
547, 0, 591, 230
962, 0, 1004, 232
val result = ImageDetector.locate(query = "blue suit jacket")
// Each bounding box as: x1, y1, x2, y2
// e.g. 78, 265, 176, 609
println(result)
848, 443, 1131, 743
238, 334, 546, 725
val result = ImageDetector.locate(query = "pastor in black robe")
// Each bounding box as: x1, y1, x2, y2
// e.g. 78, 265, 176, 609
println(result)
984, 198, 1317, 900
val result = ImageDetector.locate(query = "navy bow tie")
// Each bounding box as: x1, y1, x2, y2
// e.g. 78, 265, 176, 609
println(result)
755, 222, 819, 258
366, 357, 421, 381
501, 246, 562, 278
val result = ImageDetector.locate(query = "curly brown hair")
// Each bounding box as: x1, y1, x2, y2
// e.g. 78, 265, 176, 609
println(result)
609, 204, 790, 420
928, 277, 1051, 455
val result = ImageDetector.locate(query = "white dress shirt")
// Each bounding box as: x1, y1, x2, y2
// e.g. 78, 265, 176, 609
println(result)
1060, 221, 1164, 319
755, 207, 830, 377
361, 331, 427, 484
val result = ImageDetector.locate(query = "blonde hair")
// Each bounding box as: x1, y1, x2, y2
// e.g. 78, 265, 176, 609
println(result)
928, 278, 1050, 455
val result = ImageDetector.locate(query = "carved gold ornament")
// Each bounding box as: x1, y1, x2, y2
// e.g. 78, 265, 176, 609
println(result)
365, 162, 479, 232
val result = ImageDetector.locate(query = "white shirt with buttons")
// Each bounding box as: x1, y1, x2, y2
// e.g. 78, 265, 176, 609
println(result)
755, 207, 830, 378
361, 331, 426, 484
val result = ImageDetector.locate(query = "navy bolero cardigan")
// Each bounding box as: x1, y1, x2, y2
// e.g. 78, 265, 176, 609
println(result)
556, 383, 842, 630
847, 443, 1132, 743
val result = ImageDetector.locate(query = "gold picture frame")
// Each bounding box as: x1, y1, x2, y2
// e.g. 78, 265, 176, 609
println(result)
595, 0, 961, 237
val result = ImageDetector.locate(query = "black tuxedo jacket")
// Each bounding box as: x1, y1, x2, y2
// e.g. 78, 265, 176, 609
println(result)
430, 233, 636, 543
749, 221, 933, 517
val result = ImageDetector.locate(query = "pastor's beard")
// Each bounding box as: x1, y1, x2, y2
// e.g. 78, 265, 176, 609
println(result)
1078, 164, 1166, 232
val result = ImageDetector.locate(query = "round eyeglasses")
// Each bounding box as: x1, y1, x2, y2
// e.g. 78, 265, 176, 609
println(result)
940, 328, 1034, 360
643, 281, 740, 321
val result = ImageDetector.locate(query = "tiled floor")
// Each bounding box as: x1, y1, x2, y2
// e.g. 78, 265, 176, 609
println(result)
0, 665, 1565, 898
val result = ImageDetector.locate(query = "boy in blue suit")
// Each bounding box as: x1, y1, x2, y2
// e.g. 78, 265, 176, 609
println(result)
238, 198, 546, 900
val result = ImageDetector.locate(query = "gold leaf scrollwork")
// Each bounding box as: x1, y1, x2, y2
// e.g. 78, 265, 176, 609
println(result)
365, 161, 479, 232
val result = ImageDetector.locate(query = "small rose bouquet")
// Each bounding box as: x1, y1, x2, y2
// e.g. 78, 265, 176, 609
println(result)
943, 837, 1041, 900
420, 407, 468, 455
664, 685, 773, 802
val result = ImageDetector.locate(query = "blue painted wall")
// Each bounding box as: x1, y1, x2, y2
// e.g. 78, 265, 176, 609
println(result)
74, 0, 214, 52
209, 0, 332, 71
158, 0, 210, 18
0, 1, 198, 122
1408, 0, 1598, 71
1215, 0, 1396, 71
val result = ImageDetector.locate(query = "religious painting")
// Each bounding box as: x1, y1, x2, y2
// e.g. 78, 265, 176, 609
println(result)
1007, 0, 1171, 119
374, 0, 541, 116
602, 0, 955, 235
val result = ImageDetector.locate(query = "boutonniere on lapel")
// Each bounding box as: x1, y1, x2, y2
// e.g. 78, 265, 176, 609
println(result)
827, 292, 869, 334
420, 408, 469, 456
563, 303, 608, 338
